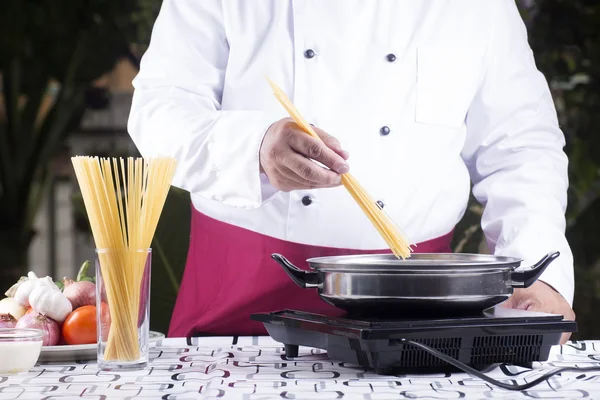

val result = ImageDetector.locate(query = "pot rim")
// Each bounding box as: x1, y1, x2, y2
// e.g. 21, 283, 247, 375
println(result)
305, 252, 523, 271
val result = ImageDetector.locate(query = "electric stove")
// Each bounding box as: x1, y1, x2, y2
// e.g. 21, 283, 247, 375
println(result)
250, 307, 577, 374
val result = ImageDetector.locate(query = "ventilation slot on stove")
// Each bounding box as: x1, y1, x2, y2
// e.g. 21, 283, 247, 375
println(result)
390, 338, 461, 368
470, 334, 543, 365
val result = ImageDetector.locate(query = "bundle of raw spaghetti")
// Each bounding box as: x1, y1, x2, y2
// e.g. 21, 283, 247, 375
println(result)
267, 78, 413, 259
71, 156, 177, 361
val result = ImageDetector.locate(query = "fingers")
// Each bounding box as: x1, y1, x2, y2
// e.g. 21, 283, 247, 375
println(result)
275, 164, 342, 191
259, 118, 350, 192
287, 133, 349, 175
499, 289, 520, 309
312, 125, 350, 160
502, 289, 541, 311
281, 153, 343, 186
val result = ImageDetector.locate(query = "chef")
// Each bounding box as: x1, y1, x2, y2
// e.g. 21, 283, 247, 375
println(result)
128, 0, 576, 342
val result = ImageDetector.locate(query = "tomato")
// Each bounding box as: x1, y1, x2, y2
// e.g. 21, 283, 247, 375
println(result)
62, 305, 97, 345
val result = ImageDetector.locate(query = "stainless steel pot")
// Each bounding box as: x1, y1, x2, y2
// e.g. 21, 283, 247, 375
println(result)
272, 251, 560, 316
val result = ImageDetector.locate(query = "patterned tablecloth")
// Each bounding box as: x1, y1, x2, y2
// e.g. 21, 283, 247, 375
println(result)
1, 337, 600, 399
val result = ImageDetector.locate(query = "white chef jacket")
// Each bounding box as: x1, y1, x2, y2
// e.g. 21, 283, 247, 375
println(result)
127, 0, 574, 305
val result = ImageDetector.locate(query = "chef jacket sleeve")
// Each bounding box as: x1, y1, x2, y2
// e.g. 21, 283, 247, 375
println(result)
461, 0, 574, 305
127, 0, 277, 209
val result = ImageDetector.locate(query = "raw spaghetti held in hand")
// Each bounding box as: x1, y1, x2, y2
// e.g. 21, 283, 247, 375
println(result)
71, 156, 176, 362
266, 78, 413, 259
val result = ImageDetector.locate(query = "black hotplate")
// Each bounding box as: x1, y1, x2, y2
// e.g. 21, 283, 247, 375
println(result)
250, 307, 577, 374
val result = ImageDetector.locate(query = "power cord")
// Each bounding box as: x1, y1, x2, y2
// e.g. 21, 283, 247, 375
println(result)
401, 339, 600, 391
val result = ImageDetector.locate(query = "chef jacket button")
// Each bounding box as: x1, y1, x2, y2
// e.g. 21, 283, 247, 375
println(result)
376, 200, 385, 209
386, 53, 396, 62
302, 196, 313, 206
380, 126, 390, 136
304, 49, 315, 59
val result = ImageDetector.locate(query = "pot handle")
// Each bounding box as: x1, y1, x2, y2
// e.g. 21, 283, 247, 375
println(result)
271, 254, 320, 289
511, 251, 560, 288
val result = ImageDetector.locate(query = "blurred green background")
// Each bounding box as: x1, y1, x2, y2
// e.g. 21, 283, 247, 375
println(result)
0, 1, 598, 339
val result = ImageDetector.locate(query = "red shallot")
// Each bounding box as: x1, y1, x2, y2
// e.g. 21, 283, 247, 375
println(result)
62, 279, 96, 309
15, 312, 60, 346
0, 313, 17, 328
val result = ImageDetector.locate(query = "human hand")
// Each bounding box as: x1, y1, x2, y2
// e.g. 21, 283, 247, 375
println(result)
259, 118, 350, 192
501, 280, 575, 344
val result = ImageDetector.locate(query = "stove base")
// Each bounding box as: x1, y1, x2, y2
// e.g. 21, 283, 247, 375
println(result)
251, 309, 577, 373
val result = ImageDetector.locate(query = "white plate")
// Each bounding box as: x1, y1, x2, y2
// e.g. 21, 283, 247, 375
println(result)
38, 331, 165, 363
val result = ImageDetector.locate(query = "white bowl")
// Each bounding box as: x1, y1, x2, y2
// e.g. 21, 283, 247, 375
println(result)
0, 328, 44, 374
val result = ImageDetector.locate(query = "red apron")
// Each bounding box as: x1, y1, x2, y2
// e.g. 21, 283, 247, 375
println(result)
168, 205, 454, 337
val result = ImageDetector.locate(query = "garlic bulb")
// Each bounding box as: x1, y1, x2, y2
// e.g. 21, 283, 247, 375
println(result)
35, 277, 59, 291
5, 275, 28, 297
13, 272, 39, 307
29, 286, 72, 323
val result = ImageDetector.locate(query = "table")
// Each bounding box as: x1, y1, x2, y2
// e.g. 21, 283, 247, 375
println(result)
1, 337, 600, 399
